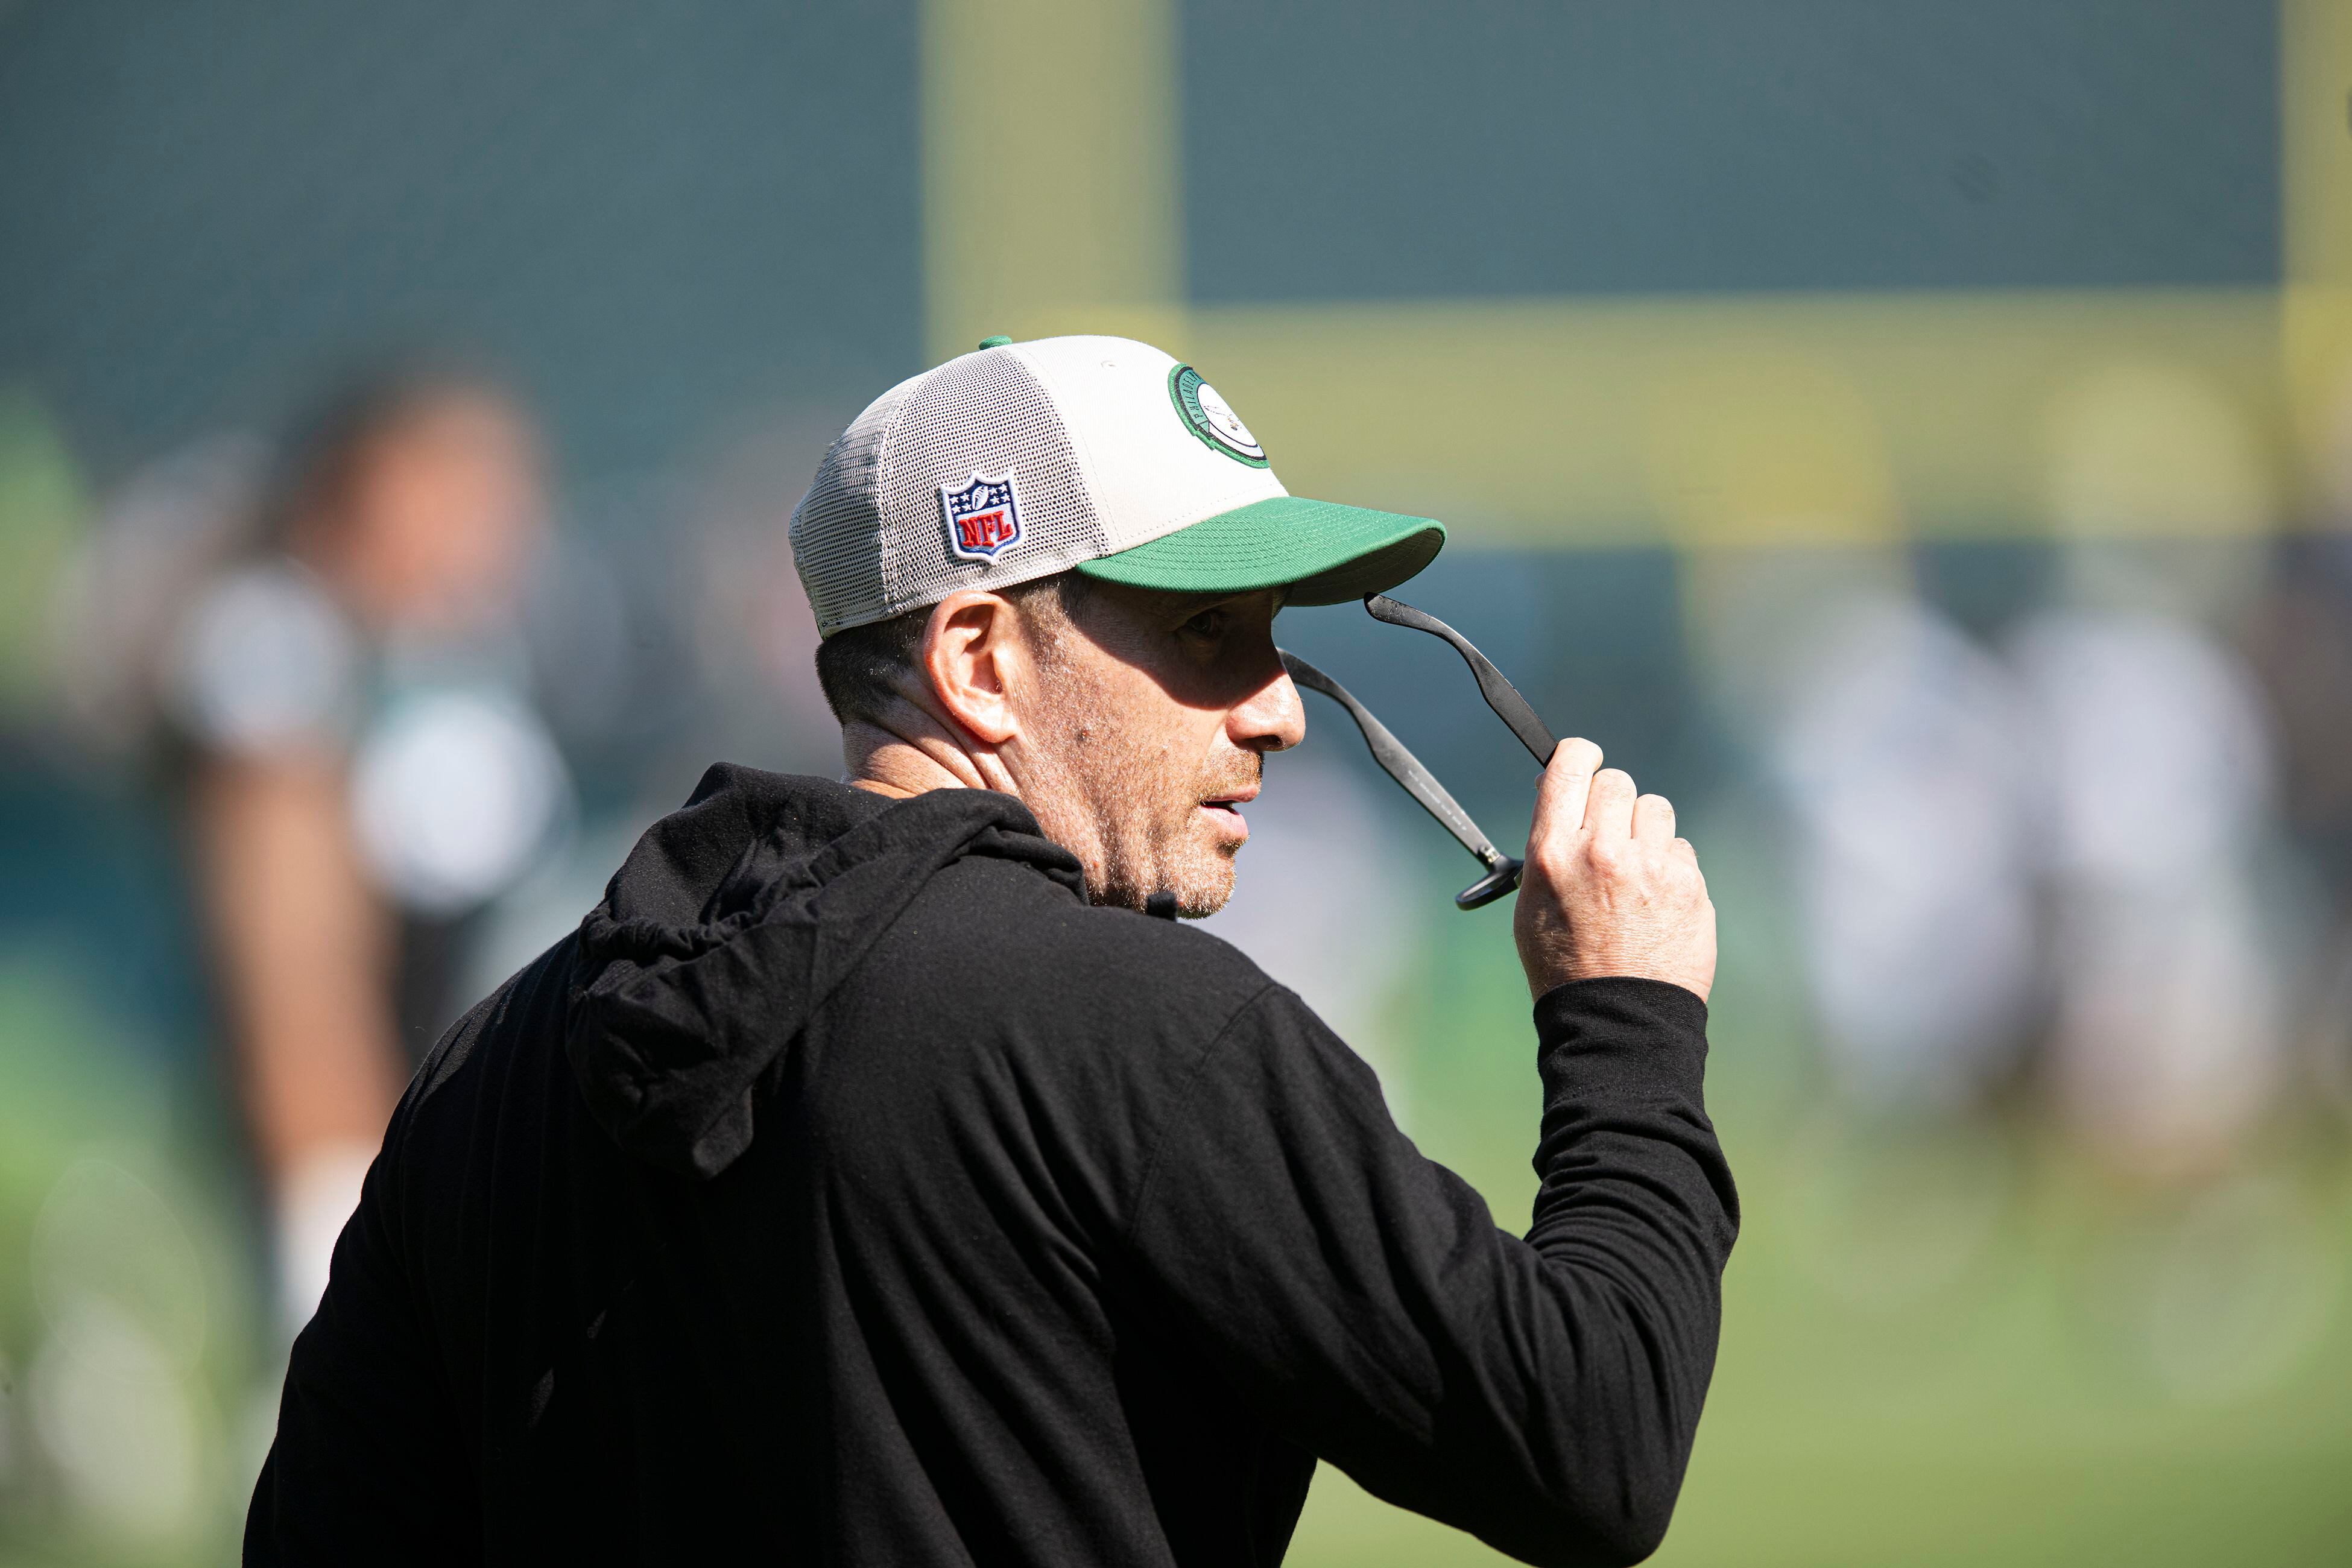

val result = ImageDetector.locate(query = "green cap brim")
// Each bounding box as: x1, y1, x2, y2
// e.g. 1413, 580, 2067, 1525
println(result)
1073, 496, 1446, 604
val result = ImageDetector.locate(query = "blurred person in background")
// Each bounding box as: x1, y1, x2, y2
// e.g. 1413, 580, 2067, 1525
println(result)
1687, 547, 2038, 1113
2009, 539, 2283, 1178
1772, 585, 2038, 1111
161, 367, 571, 1335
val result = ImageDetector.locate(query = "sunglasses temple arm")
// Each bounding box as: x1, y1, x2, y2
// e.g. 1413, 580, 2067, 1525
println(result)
1362, 594, 1560, 767
1279, 651, 1522, 897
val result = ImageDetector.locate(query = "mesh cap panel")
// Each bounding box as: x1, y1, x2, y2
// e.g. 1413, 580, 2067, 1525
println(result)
790, 376, 914, 637
876, 352, 1105, 618
789, 349, 1107, 636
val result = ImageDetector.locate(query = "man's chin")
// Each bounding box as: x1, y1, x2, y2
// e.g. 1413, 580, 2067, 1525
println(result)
1093, 827, 1242, 918
1172, 885, 1230, 920
1096, 852, 1238, 918
1169, 844, 1240, 919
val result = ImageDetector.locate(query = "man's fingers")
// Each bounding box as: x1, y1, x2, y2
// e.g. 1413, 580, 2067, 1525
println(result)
1633, 792, 1677, 844
1530, 738, 1603, 855
1584, 768, 1637, 839
1671, 835, 1698, 864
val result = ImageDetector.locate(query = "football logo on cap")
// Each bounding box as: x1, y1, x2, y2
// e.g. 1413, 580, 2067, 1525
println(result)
940, 472, 1023, 561
1169, 365, 1268, 467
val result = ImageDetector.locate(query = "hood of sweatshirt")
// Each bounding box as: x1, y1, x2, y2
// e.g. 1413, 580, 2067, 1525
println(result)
566, 764, 1086, 1181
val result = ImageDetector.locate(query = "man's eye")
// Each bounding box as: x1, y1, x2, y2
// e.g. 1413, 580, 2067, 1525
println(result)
1182, 609, 1225, 638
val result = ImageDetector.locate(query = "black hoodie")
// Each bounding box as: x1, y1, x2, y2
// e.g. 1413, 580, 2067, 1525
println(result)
247, 765, 1737, 1567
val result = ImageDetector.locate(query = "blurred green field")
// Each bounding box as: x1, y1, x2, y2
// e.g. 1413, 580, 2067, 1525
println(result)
1285, 896, 2352, 1567
1291, 1135, 2352, 1567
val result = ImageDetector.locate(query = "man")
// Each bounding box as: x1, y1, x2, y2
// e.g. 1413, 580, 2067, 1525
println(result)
248, 336, 1735, 1567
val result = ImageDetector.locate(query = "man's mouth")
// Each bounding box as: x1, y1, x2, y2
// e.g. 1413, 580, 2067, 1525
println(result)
1198, 785, 1256, 839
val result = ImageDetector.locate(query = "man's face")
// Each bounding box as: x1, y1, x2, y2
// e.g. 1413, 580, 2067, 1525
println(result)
1010, 581, 1303, 915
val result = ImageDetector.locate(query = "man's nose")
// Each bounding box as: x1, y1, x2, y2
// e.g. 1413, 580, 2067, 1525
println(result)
1230, 659, 1305, 754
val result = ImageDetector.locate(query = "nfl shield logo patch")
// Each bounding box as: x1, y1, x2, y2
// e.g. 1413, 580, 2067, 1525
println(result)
940, 472, 1023, 561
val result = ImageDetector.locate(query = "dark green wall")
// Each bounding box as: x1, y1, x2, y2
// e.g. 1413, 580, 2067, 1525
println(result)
1186, 0, 2277, 300
0, 0, 922, 479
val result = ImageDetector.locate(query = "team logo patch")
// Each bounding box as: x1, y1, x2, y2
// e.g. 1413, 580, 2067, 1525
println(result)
1168, 364, 1269, 467
940, 472, 1024, 561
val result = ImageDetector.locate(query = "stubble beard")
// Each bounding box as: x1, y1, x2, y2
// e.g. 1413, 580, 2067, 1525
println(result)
1020, 699, 1252, 920
1099, 792, 1244, 918
1026, 723, 1247, 917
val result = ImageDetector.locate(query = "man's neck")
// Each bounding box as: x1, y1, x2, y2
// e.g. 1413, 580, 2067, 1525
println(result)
841, 712, 1101, 905
841, 717, 1011, 800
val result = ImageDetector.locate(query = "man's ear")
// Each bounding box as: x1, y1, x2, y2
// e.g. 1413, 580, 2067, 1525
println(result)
921, 590, 1023, 747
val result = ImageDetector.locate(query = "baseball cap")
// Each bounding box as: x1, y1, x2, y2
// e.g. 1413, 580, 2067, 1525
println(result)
790, 335, 1444, 636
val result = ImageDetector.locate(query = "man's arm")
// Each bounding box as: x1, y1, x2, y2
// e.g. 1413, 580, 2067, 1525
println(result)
1125, 741, 1734, 1567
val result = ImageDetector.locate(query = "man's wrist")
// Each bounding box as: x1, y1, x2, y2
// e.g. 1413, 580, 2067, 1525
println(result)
1534, 971, 1709, 1010
1532, 976, 1712, 1076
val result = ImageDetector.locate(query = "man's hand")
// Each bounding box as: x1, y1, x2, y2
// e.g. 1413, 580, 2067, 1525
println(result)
1513, 739, 1716, 1003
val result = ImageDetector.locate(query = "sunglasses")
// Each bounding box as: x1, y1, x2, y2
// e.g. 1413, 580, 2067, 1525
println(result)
1279, 595, 1558, 911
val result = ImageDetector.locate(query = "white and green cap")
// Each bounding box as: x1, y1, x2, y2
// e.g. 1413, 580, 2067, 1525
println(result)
789, 334, 1444, 637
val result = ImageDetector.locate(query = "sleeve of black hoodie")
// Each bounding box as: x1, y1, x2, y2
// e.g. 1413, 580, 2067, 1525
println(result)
1125, 975, 1737, 1568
